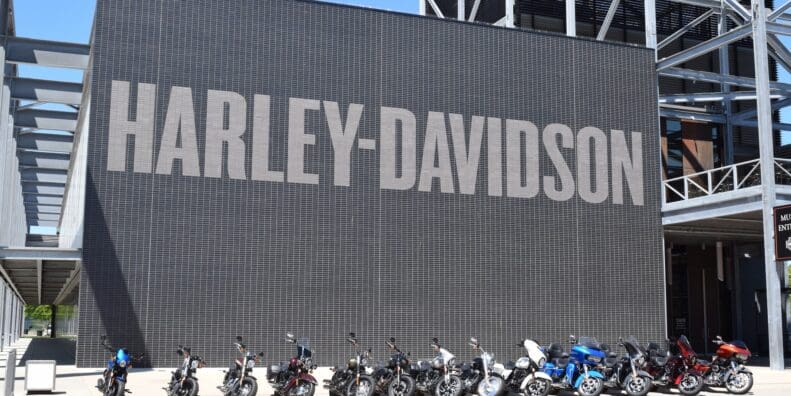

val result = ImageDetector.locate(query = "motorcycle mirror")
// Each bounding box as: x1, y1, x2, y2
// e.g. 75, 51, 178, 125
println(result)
431, 337, 439, 346
285, 332, 296, 343
568, 335, 577, 344
349, 332, 356, 338
258, 352, 265, 357
100, 335, 107, 342
235, 336, 243, 342
176, 349, 183, 356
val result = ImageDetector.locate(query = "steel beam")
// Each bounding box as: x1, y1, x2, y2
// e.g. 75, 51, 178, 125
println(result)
731, 119, 791, 131
659, 91, 782, 103
597, 0, 622, 41
21, 183, 64, 196
732, 97, 791, 121
20, 168, 67, 183
0, 248, 81, 261
657, 24, 752, 70
53, 265, 79, 305
2, 36, 90, 69
7, 77, 82, 105
15, 133, 73, 153
724, 0, 751, 21
13, 108, 77, 131
456, 0, 464, 20
770, 2, 791, 21
720, 9, 734, 165
18, 151, 70, 170
566, 0, 576, 36
657, 9, 715, 50
468, 0, 481, 22
659, 107, 727, 123
659, 67, 791, 92
751, 0, 785, 371
426, 0, 444, 18
766, 34, 791, 73
23, 195, 62, 205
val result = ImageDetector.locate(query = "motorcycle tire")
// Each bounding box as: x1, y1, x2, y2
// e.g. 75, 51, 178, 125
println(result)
476, 376, 504, 396
238, 377, 258, 396
180, 377, 199, 396
576, 376, 603, 396
388, 375, 416, 396
287, 381, 316, 396
522, 378, 551, 396
434, 375, 463, 396
345, 375, 375, 396
113, 381, 126, 396
724, 371, 753, 395
623, 375, 651, 396
677, 374, 704, 396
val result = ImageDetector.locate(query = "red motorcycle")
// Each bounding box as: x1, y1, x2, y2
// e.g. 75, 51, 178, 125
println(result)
267, 333, 318, 396
692, 336, 753, 394
642, 336, 704, 395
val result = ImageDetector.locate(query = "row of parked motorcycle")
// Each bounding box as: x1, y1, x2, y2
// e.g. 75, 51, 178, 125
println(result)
94, 332, 755, 396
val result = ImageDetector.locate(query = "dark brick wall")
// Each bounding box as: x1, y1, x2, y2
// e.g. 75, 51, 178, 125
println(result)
78, 0, 664, 367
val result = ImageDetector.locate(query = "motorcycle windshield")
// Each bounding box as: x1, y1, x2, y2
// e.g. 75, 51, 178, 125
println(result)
623, 336, 644, 359
297, 344, 313, 358
729, 340, 748, 349
677, 336, 696, 358
578, 337, 601, 350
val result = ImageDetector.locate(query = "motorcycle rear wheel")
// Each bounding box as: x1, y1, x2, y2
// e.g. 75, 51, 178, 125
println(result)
345, 375, 375, 396
725, 371, 753, 395
623, 375, 651, 396
387, 375, 416, 396
435, 375, 463, 396
677, 374, 704, 396
576, 376, 603, 396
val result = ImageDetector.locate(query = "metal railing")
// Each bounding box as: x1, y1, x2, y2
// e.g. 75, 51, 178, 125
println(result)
663, 158, 791, 204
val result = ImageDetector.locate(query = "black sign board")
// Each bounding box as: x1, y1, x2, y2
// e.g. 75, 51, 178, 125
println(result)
774, 204, 791, 260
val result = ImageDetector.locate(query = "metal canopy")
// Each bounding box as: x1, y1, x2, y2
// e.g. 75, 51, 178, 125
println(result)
2, 35, 90, 69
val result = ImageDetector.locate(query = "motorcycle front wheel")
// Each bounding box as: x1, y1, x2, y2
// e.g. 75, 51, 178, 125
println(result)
725, 371, 753, 395
623, 375, 651, 396
238, 377, 258, 396
677, 373, 704, 396
345, 375, 375, 396
287, 382, 315, 396
434, 375, 463, 396
523, 378, 551, 396
476, 376, 504, 396
113, 381, 125, 396
387, 375, 415, 396
576, 376, 603, 396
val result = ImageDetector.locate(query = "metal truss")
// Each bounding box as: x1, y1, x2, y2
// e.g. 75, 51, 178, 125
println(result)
419, 0, 787, 370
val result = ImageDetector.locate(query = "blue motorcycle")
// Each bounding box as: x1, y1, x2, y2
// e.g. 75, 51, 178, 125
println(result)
541, 335, 606, 396
96, 335, 144, 396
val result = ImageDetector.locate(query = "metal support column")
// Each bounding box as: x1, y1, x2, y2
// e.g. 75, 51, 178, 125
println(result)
505, 0, 515, 28
751, 0, 785, 371
645, 0, 657, 50
49, 303, 56, 338
566, 0, 576, 36
720, 2, 734, 165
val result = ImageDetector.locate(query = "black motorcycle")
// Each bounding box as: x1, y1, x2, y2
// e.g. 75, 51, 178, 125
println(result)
218, 336, 264, 396
96, 336, 144, 396
601, 337, 653, 396
458, 338, 504, 396
326, 333, 375, 396
371, 337, 416, 396
412, 338, 463, 396
164, 345, 204, 396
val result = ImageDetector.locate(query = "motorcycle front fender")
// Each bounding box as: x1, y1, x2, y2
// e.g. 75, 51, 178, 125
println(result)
519, 372, 553, 390
573, 370, 604, 389
635, 370, 652, 379
299, 373, 318, 385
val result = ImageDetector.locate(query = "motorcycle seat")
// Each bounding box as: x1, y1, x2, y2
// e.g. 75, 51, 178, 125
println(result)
603, 356, 619, 368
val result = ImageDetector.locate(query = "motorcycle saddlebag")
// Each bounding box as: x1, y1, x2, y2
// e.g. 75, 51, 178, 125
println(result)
267, 364, 282, 382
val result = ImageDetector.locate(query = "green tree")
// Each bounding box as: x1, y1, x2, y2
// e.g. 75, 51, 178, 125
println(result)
25, 305, 52, 321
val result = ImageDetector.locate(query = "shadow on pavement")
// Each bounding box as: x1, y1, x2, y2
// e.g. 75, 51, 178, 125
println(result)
18, 338, 76, 365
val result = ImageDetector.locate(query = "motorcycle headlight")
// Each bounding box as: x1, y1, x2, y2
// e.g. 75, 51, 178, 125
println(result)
538, 358, 546, 368
735, 354, 748, 362
191, 360, 200, 369
247, 360, 256, 369
119, 360, 127, 368
587, 356, 602, 364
